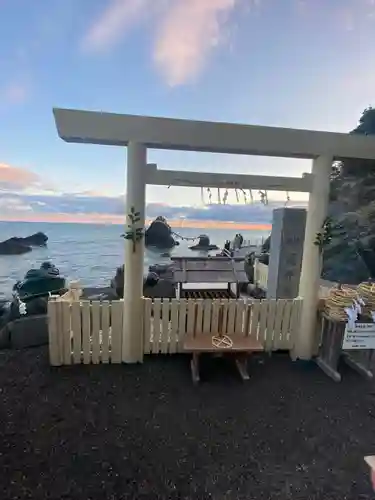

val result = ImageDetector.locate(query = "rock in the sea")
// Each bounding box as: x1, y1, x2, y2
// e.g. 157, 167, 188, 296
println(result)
189, 234, 219, 251
0, 238, 32, 255
17, 232, 48, 246
0, 232, 48, 255
145, 216, 178, 249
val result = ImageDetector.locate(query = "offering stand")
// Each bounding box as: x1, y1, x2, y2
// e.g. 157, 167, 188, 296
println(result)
316, 283, 375, 382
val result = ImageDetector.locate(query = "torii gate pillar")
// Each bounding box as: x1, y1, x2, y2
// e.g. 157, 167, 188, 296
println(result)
122, 142, 147, 363
294, 155, 332, 360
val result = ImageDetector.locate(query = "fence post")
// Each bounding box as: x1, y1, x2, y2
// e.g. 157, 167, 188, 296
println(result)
47, 297, 62, 366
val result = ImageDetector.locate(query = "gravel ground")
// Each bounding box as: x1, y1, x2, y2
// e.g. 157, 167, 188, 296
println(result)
0, 349, 375, 499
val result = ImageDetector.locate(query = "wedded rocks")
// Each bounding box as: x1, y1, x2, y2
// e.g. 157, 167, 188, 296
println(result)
144, 216, 178, 249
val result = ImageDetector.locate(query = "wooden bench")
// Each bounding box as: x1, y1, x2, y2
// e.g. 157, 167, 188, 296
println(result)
183, 334, 264, 384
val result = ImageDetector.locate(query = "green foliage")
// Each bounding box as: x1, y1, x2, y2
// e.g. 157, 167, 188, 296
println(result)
330, 107, 375, 186
123, 206, 144, 253
314, 217, 334, 252
352, 107, 375, 136
329, 161, 342, 201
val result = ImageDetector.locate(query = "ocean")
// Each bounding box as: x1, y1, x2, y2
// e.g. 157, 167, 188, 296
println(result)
0, 221, 269, 299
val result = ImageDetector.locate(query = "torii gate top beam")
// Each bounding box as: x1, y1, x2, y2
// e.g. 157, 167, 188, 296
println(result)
53, 108, 375, 160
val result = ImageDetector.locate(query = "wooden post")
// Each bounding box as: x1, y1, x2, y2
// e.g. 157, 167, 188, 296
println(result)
122, 142, 146, 363
294, 155, 332, 360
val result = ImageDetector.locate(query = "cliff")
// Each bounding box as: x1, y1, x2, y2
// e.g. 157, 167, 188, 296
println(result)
322, 108, 375, 284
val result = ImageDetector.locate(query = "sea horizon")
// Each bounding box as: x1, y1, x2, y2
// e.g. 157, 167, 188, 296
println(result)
0, 215, 271, 231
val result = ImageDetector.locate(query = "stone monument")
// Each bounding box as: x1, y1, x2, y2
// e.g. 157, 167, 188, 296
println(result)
267, 208, 307, 299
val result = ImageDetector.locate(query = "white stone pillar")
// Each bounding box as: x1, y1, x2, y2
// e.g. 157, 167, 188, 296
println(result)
294, 155, 332, 360
122, 142, 147, 363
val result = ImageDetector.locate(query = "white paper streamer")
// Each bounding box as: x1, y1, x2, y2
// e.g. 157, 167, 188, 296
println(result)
345, 306, 358, 329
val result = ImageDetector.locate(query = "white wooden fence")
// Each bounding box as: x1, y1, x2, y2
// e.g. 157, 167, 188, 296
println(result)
254, 259, 269, 290
48, 296, 302, 365
48, 298, 123, 366
144, 297, 301, 354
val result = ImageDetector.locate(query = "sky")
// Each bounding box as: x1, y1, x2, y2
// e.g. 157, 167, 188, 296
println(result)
0, 0, 375, 223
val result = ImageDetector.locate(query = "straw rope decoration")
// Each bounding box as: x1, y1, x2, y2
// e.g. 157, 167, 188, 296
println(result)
357, 281, 375, 316
212, 335, 233, 348
324, 285, 360, 321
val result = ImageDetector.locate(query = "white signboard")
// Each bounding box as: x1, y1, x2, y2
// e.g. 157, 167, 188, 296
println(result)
342, 323, 375, 350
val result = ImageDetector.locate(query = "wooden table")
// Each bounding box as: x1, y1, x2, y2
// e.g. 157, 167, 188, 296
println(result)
183, 334, 264, 384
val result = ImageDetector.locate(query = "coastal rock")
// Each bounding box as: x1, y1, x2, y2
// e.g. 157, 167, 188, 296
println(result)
0, 232, 48, 256
189, 234, 219, 251
17, 232, 48, 247
144, 272, 159, 288
111, 266, 125, 298
111, 265, 176, 299
149, 263, 175, 280
244, 252, 256, 282
246, 283, 266, 299
145, 216, 178, 249
13, 262, 65, 300
144, 279, 175, 299
0, 238, 32, 255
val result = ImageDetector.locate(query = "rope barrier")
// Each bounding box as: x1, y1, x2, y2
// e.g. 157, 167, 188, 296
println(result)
171, 231, 199, 242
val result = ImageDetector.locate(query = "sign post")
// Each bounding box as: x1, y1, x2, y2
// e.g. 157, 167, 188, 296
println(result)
316, 313, 374, 382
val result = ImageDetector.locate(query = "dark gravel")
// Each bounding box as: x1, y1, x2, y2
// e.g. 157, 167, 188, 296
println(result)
1, 349, 375, 499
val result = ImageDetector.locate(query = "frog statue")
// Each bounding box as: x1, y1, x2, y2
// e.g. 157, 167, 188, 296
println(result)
0, 262, 67, 334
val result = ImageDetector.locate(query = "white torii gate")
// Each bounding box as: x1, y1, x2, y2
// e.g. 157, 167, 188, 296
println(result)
53, 108, 375, 363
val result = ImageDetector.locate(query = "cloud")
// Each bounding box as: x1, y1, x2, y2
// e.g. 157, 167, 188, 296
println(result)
0, 189, 306, 226
81, 0, 152, 53
82, 0, 244, 85
0, 163, 40, 190
0, 197, 33, 214
153, 0, 238, 86
0, 82, 28, 105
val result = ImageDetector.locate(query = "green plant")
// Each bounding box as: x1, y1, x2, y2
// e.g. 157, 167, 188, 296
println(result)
123, 206, 144, 253
314, 216, 333, 252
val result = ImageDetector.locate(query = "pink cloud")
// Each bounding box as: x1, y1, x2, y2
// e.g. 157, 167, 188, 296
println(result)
81, 0, 152, 53
1, 83, 28, 104
82, 0, 243, 84
153, 0, 238, 86
0, 163, 39, 189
